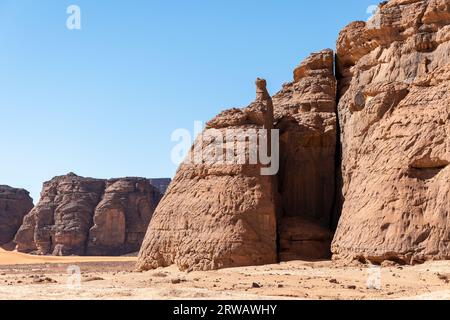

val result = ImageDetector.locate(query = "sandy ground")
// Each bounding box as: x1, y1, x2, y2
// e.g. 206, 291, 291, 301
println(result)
0, 248, 136, 266
0, 248, 449, 300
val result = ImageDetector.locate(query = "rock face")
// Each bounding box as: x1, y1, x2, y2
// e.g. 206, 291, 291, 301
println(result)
15, 173, 163, 256
332, 0, 450, 264
273, 49, 337, 261
138, 0, 450, 270
137, 79, 279, 271
137, 51, 338, 271
87, 178, 163, 255
0, 186, 33, 245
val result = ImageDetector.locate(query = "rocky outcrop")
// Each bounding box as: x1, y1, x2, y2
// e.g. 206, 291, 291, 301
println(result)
137, 50, 339, 271
0, 186, 33, 245
332, 0, 450, 264
8, 1, 447, 268
138, 0, 450, 270
15, 173, 163, 256
137, 79, 279, 271
15, 174, 105, 255
87, 178, 162, 255
273, 49, 337, 260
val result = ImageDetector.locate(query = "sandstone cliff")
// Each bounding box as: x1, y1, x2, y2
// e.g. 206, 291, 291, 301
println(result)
137, 50, 339, 270
138, 0, 450, 270
332, 0, 450, 264
273, 49, 337, 261
0, 186, 33, 245
15, 173, 163, 256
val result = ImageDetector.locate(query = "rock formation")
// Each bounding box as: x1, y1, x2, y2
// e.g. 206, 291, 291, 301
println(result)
87, 178, 163, 255
273, 49, 337, 261
15, 173, 163, 256
0, 186, 33, 245
137, 79, 279, 271
137, 51, 338, 270
138, 0, 450, 269
332, 0, 450, 264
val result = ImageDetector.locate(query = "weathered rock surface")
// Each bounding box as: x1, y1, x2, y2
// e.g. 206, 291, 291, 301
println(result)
332, 0, 450, 264
0, 186, 33, 245
138, 0, 450, 270
15, 173, 163, 256
87, 178, 162, 255
279, 217, 333, 262
138, 50, 338, 270
137, 79, 279, 271
273, 49, 338, 261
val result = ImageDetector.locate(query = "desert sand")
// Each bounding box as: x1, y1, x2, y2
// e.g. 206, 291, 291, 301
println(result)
0, 248, 448, 300
0, 248, 136, 266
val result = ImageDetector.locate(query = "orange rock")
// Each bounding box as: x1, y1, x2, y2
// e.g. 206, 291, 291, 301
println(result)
138, 0, 450, 271
137, 80, 279, 271
138, 50, 338, 271
332, 0, 450, 264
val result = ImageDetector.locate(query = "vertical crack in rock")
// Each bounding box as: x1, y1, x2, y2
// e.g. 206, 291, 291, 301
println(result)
273, 49, 337, 261
331, 52, 344, 233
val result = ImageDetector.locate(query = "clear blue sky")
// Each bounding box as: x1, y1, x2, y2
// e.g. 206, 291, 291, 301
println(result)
1, 0, 377, 202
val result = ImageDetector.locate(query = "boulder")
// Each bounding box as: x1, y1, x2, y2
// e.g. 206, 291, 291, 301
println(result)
137, 79, 279, 271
